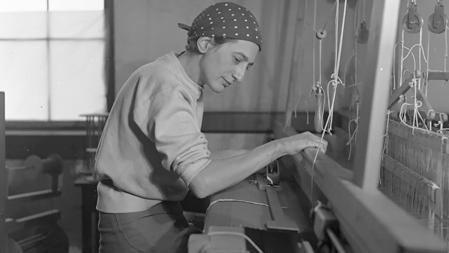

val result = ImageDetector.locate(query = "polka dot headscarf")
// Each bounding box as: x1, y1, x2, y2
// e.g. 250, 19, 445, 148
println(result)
178, 2, 262, 51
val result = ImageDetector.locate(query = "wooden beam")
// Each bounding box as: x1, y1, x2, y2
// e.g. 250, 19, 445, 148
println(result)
0, 92, 6, 253
426, 71, 449, 81
105, 0, 116, 111
352, 0, 401, 191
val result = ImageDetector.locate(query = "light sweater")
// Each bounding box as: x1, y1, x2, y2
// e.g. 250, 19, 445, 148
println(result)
95, 52, 211, 213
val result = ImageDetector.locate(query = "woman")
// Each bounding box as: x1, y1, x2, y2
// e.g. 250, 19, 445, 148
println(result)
96, 2, 326, 253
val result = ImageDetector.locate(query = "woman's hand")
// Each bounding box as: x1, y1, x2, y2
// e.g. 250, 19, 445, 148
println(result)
280, 131, 327, 155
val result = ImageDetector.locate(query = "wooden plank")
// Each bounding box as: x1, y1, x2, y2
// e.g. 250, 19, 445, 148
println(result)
274, 123, 446, 253
0, 92, 6, 253
352, 0, 401, 191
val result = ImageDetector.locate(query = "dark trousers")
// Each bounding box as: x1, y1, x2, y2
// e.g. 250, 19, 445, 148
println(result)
98, 202, 197, 253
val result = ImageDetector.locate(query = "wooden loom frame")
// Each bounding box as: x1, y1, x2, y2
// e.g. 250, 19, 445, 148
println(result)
276, 0, 447, 252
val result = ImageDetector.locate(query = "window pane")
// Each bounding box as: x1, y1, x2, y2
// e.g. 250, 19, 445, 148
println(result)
49, 0, 103, 11
50, 41, 106, 120
0, 0, 46, 12
49, 11, 104, 38
0, 12, 47, 38
0, 1, 107, 121
0, 41, 48, 120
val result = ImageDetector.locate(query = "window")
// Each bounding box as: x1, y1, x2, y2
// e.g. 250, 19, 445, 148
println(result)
0, 0, 107, 121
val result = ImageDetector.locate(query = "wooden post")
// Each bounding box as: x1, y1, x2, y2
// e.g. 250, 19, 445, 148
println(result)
352, 0, 401, 191
0, 92, 7, 253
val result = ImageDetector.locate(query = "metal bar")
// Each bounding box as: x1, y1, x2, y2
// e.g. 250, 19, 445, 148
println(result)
352, 0, 401, 191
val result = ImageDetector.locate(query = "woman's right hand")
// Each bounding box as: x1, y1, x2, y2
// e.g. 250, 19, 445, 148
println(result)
280, 131, 327, 155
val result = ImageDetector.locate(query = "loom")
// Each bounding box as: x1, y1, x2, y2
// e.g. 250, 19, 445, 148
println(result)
4, 154, 69, 253
384, 60, 449, 245
0, 98, 68, 253
381, 0, 449, 243
188, 0, 448, 252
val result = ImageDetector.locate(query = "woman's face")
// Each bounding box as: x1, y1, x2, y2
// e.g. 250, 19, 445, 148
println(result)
199, 39, 259, 93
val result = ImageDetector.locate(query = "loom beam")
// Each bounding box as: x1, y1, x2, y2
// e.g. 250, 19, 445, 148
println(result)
426, 71, 449, 81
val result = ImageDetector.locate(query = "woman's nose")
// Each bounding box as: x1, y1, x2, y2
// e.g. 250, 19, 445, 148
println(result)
232, 64, 246, 82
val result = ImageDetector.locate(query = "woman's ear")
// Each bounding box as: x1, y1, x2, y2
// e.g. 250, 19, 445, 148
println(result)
197, 37, 214, 53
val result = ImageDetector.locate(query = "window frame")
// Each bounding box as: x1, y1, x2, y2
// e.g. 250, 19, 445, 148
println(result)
2, 0, 114, 130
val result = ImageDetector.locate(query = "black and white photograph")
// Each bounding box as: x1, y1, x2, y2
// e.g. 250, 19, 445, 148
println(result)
1, 0, 448, 252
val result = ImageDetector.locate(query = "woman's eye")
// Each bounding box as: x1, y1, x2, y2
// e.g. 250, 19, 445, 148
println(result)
233, 57, 241, 64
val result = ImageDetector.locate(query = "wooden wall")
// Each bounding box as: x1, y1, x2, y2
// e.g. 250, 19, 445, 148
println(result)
112, 0, 359, 113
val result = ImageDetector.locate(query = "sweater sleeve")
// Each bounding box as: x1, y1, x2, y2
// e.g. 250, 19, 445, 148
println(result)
147, 87, 211, 186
